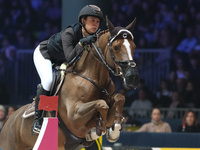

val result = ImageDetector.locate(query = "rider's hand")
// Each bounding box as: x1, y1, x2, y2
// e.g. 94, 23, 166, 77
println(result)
80, 34, 97, 46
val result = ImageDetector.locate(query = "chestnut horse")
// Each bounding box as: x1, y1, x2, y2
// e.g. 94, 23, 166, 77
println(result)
0, 17, 139, 150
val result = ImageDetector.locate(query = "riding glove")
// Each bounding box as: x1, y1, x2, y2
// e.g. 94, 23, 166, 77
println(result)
80, 34, 97, 46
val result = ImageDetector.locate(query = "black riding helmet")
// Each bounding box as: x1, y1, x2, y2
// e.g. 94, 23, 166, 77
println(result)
78, 5, 104, 35
78, 5, 104, 23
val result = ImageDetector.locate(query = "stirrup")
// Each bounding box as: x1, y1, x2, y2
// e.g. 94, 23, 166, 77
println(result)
32, 127, 41, 135
31, 120, 42, 135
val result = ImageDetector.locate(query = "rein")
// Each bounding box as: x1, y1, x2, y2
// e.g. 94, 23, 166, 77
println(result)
91, 33, 124, 77
60, 69, 115, 97
91, 43, 118, 76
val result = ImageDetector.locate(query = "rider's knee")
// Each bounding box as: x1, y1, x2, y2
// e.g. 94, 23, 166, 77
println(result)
41, 77, 53, 91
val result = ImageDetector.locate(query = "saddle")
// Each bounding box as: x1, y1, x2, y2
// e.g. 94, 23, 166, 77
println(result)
22, 62, 68, 119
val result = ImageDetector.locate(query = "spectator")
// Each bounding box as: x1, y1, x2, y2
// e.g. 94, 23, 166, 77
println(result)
175, 57, 188, 80
128, 79, 157, 106
2, 105, 18, 127
177, 110, 200, 132
168, 70, 177, 91
189, 55, 200, 89
124, 79, 147, 107
176, 78, 187, 96
0, 105, 6, 131
167, 91, 185, 119
182, 81, 197, 108
137, 36, 149, 48
158, 27, 173, 48
4, 45, 16, 62
122, 111, 141, 127
176, 26, 197, 53
136, 108, 172, 133
7, 105, 17, 117
151, 13, 165, 30
45, 0, 61, 24
129, 88, 152, 118
156, 79, 172, 108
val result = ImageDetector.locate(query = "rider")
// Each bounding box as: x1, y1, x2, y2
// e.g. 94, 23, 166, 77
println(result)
32, 5, 104, 135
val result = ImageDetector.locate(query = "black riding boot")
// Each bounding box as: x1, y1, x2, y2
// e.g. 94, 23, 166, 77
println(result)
31, 84, 50, 135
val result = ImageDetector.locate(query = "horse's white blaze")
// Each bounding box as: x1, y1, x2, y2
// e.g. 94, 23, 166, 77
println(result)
123, 39, 133, 60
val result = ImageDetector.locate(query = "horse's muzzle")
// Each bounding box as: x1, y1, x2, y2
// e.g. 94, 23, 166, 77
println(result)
118, 61, 139, 89
123, 66, 139, 89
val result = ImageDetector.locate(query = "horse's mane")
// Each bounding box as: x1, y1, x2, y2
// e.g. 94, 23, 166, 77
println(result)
97, 29, 109, 38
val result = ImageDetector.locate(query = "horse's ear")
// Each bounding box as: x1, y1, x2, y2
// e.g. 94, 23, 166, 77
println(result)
126, 18, 136, 31
106, 16, 115, 32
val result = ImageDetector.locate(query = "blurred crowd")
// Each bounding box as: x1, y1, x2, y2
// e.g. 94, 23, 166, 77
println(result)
109, 0, 200, 120
0, 0, 61, 49
123, 108, 200, 133
0, 0, 200, 121
0, 0, 61, 104
0, 104, 18, 131
109, 0, 200, 50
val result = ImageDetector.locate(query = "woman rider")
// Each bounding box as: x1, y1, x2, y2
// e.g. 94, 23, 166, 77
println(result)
32, 5, 104, 135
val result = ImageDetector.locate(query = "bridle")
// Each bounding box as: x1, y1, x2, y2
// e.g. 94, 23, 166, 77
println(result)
91, 29, 137, 78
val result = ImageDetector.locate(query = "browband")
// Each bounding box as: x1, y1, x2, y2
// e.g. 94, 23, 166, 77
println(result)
109, 29, 134, 43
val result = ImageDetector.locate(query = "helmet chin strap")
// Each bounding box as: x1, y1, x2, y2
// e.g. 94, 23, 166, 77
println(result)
81, 23, 98, 35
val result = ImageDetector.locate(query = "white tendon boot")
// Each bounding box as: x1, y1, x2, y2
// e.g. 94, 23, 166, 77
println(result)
85, 127, 100, 141
106, 124, 121, 142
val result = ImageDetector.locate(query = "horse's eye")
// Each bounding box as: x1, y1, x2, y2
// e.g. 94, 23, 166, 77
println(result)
114, 46, 119, 51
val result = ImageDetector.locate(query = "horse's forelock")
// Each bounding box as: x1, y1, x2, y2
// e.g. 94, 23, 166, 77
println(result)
97, 29, 109, 38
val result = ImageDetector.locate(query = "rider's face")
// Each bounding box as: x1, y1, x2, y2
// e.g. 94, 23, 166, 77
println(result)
83, 16, 100, 35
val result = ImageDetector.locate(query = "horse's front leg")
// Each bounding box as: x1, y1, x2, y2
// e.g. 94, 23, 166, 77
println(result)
106, 93, 125, 142
71, 100, 109, 140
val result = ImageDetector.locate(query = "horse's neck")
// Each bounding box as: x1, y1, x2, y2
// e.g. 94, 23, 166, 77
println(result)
75, 32, 110, 84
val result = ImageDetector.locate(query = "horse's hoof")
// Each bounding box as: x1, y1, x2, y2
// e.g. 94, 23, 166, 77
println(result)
106, 124, 121, 142
85, 127, 100, 141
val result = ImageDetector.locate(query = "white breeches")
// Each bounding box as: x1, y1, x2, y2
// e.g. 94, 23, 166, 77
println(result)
33, 45, 53, 91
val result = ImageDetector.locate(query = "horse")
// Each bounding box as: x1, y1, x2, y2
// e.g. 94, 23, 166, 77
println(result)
0, 17, 139, 150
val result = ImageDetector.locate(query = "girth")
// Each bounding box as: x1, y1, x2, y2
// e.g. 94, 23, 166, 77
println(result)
57, 114, 91, 150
